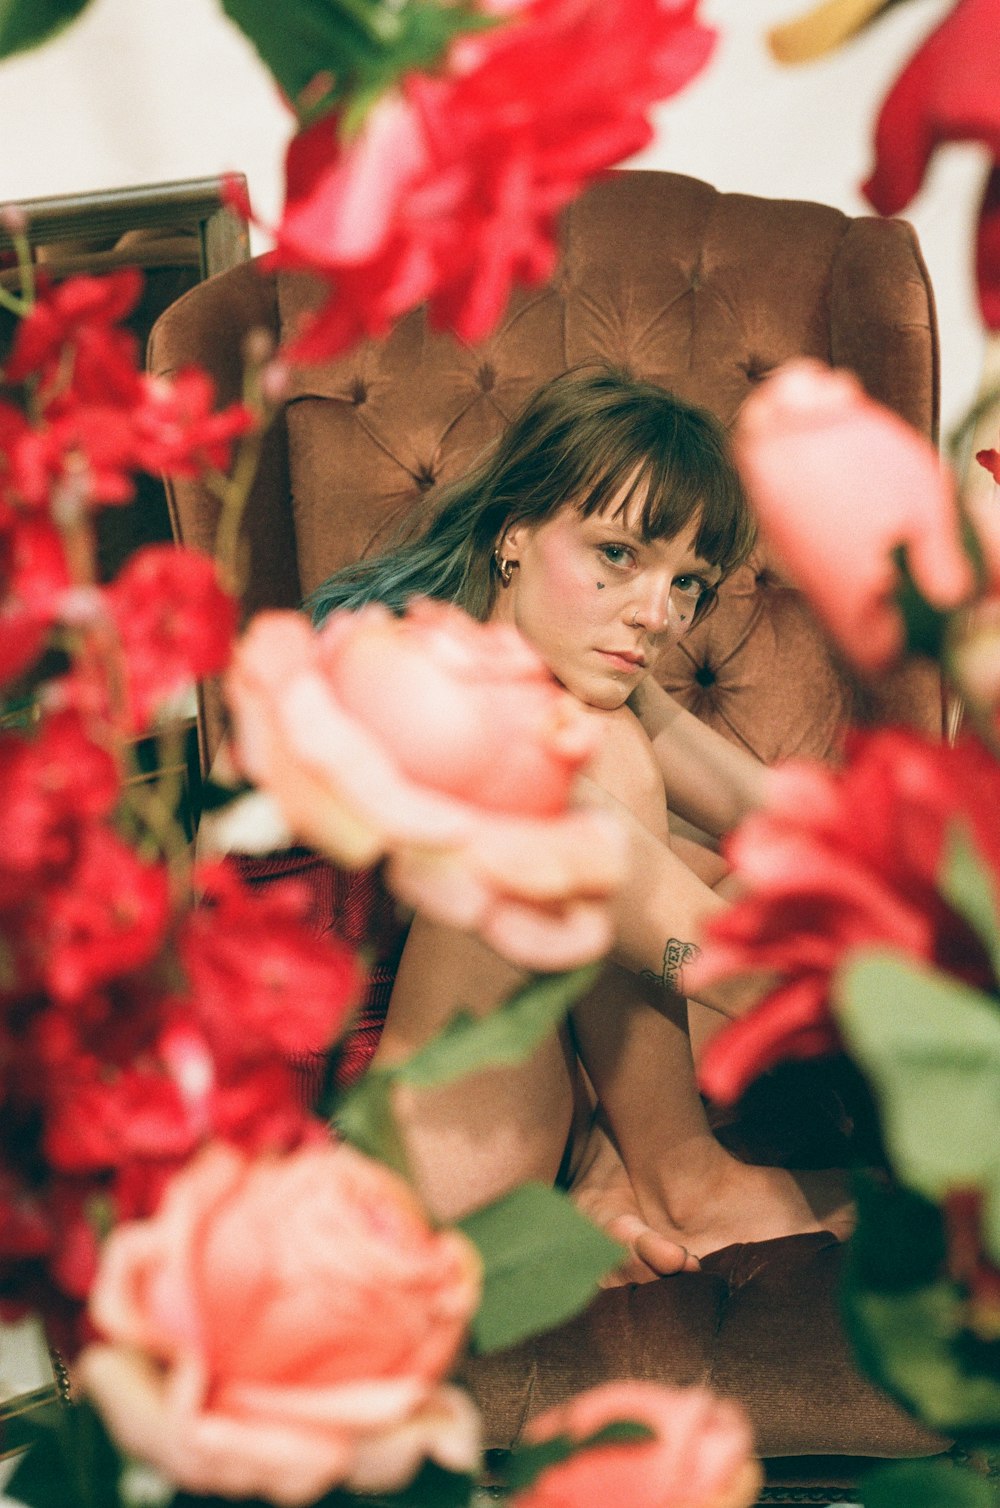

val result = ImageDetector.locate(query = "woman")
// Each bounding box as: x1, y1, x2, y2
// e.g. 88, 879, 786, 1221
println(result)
312, 368, 850, 1280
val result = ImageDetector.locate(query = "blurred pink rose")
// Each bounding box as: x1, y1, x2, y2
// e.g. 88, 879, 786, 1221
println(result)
77, 1141, 482, 1505
733, 358, 973, 672
225, 599, 627, 970
513, 1381, 761, 1508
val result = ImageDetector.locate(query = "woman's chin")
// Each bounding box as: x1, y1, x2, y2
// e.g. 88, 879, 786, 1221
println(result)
556, 670, 638, 713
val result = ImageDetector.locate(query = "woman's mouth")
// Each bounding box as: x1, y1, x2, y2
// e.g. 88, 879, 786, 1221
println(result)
596, 648, 647, 673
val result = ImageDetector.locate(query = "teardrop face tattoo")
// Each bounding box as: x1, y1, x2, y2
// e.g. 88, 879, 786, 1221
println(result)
595, 581, 605, 589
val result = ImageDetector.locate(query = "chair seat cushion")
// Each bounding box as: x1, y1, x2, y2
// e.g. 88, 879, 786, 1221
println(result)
462, 1231, 946, 1460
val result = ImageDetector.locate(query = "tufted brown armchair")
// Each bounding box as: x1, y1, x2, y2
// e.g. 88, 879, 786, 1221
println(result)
149, 170, 950, 1500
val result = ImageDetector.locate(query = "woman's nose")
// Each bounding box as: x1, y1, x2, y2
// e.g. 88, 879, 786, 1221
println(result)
630, 578, 673, 634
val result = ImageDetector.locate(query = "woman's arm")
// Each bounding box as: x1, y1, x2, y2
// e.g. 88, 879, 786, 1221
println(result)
577, 709, 765, 1020
627, 677, 774, 838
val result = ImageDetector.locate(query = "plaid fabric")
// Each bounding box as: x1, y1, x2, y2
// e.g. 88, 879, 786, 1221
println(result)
230, 849, 408, 1107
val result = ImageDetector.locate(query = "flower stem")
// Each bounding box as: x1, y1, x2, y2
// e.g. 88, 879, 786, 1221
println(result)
210, 348, 278, 597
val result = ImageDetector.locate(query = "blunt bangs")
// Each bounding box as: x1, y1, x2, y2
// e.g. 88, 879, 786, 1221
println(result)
569, 393, 756, 578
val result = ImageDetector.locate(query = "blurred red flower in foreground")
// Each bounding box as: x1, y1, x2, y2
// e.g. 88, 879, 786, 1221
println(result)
1, 270, 255, 516
862, 0, 1000, 328
691, 730, 1000, 1105
267, 0, 715, 359
2, 268, 142, 401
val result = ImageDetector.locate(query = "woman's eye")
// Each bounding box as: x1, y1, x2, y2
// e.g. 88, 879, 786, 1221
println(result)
600, 543, 634, 568
673, 575, 706, 602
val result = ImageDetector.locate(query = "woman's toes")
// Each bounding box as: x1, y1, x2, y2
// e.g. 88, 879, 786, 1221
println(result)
603, 1214, 700, 1281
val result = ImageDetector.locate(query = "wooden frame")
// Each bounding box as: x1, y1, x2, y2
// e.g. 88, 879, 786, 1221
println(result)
0, 174, 250, 282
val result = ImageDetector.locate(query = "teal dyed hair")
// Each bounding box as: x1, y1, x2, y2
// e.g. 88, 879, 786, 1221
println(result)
308, 366, 755, 626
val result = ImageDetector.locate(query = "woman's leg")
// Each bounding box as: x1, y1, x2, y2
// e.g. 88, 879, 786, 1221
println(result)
375, 911, 696, 1278
570, 967, 854, 1255
373, 911, 585, 1224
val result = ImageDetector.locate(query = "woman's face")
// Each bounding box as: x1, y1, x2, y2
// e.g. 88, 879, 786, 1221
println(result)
491, 490, 721, 711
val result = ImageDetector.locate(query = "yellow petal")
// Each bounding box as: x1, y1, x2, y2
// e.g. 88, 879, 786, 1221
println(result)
768, 0, 893, 63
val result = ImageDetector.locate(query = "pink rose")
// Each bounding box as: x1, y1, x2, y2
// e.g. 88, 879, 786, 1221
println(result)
733, 358, 973, 671
225, 600, 627, 971
512, 1381, 761, 1508
78, 1141, 482, 1505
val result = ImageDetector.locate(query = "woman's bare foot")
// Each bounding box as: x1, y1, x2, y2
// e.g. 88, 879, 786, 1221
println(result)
567, 1117, 701, 1286
630, 1137, 856, 1259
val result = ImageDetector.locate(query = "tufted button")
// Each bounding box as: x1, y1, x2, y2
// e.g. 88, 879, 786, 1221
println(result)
689, 269, 702, 291
350, 377, 368, 405
415, 465, 437, 491
694, 663, 716, 688
743, 358, 773, 384
477, 362, 496, 393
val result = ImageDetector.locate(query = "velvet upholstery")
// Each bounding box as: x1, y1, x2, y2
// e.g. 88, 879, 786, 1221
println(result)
148, 169, 949, 1489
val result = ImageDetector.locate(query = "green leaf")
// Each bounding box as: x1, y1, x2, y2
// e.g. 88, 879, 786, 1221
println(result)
295, 1459, 476, 1508
893, 543, 951, 660
846, 1278, 1000, 1438
940, 824, 1000, 983
394, 967, 598, 1090
500, 1421, 655, 1493
0, 0, 93, 60
333, 967, 596, 1172
845, 1175, 1000, 1442
457, 1182, 623, 1353
6, 1398, 126, 1508
333, 1067, 410, 1178
834, 950, 1000, 1213
848, 1171, 947, 1292
860, 1458, 999, 1508
220, 0, 498, 121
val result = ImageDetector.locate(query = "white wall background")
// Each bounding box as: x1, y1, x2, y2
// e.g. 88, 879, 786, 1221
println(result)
0, 0, 989, 434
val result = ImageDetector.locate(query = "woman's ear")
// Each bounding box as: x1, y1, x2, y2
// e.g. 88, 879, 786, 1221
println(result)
501, 521, 528, 562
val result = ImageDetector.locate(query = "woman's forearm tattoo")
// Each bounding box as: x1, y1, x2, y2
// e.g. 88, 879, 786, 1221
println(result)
641, 937, 701, 997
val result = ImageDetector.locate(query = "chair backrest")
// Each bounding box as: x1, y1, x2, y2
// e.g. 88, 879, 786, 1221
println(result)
148, 169, 944, 786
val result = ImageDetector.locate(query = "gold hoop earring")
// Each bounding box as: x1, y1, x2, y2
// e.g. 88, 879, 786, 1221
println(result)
494, 546, 514, 586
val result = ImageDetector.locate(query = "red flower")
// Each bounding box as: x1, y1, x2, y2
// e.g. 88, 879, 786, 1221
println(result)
0, 710, 119, 905
977, 447, 1000, 483
17, 401, 147, 508
27, 824, 171, 1003
1, 276, 253, 515
178, 860, 361, 1059
43, 1050, 204, 1176
41, 1008, 319, 1200
0, 512, 71, 686
129, 369, 256, 478
3, 268, 143, 402
862, 0, 1000, 328
270, 0, 715, 359
101, 544, 238, 732
694, 730, 1000, 1104
0, 1163, 101, 1318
